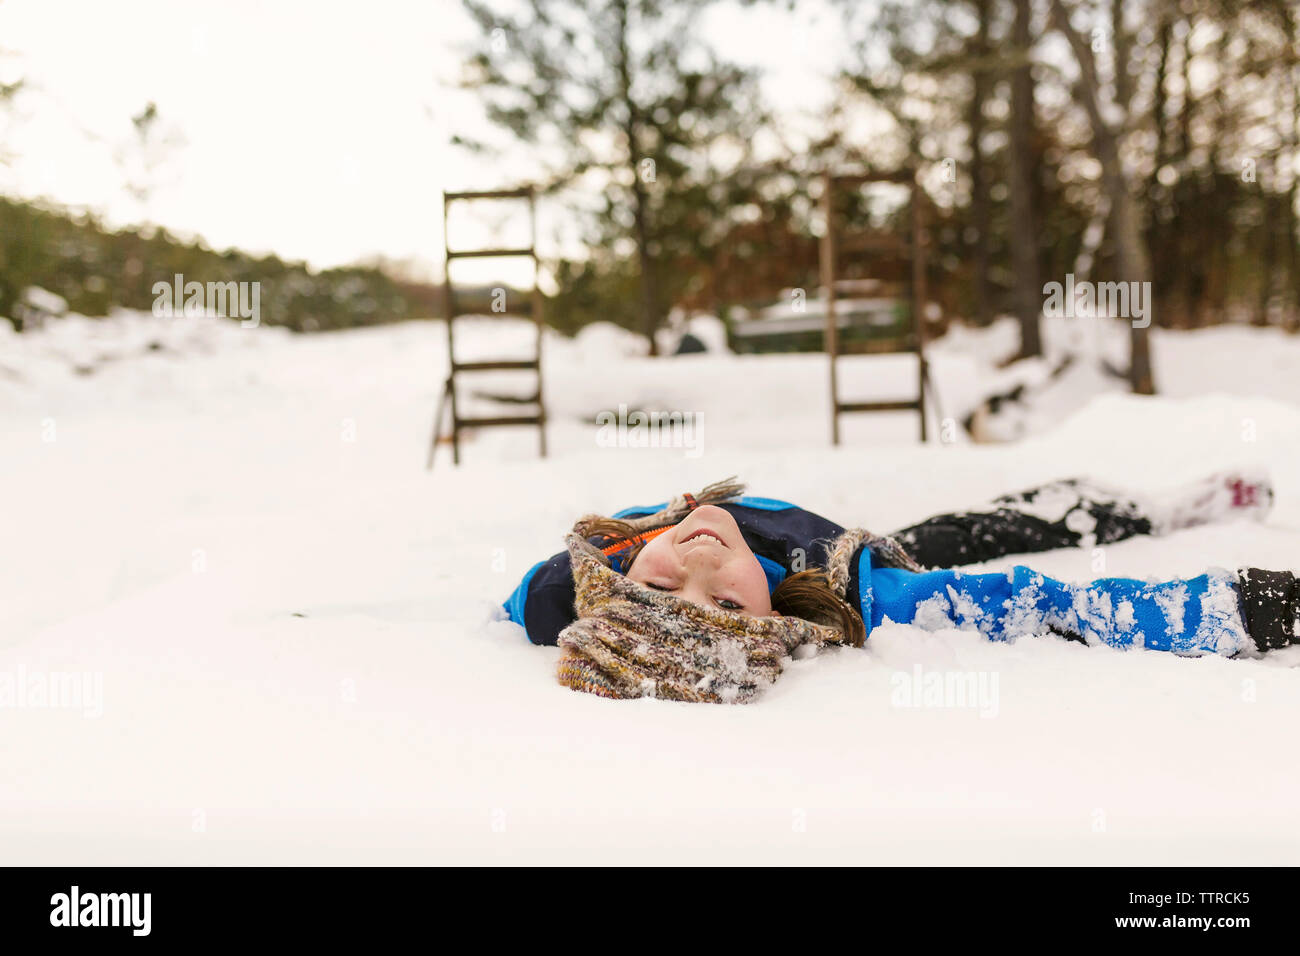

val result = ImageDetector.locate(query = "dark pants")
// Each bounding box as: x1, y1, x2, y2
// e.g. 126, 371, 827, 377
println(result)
889, 477, 1297, 655
890, 477, 1152, 568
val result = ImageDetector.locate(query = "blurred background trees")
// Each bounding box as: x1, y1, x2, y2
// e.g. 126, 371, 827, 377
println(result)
454, 0, 1299, 388
1, 0, 1297, 373
458, 0, 775, 353
0, 196, 423, 332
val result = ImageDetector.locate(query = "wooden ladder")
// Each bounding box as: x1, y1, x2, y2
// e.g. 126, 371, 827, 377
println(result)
820, 169, 931, 444
428, 187, 547, 469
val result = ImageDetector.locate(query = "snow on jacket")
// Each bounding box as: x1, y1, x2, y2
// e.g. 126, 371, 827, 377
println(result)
503, 497, 1251, 657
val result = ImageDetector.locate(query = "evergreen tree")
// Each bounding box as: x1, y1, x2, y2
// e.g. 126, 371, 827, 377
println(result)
458, 0, 769, 352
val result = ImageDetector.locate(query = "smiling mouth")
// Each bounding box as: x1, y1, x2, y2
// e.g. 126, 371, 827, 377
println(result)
681, 529, 729, 548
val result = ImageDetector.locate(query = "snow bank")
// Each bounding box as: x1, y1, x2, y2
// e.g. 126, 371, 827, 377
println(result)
2, 310, 1298, 863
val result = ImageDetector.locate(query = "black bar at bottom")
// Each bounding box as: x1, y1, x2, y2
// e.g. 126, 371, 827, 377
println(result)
0, 866, 1282, 944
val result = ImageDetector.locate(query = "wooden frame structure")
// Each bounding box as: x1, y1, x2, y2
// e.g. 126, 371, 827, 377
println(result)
819, 169, 930, 443
428, 186, 547, 469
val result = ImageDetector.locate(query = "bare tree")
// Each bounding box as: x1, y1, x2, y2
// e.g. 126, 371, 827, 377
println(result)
1049, 0, 1155, 394
1006, 0, 1041, 357
459, 0, 767, 354
968, 0, 992, 327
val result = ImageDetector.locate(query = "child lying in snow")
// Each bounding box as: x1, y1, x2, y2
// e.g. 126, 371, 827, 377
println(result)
503, 473, 1293, 703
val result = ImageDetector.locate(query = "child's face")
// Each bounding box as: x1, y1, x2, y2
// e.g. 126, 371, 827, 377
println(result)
625, 505, 777, 617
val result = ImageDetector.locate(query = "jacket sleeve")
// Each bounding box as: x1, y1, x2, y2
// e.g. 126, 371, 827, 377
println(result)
864, 563, 1250, 657
503, 551, 577, 647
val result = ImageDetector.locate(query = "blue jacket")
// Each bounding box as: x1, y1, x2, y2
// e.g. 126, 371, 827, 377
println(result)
504, 497, 1250, 657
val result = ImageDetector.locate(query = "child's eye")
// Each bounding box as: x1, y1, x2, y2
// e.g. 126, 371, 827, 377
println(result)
646, 582, 674, 592
715, 598, 743, 610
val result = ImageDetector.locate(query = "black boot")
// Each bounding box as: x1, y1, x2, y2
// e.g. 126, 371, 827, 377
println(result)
1236, 568, 1300, 653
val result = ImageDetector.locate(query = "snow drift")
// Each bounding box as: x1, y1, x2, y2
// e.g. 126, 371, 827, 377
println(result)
2, 309, 1298, 864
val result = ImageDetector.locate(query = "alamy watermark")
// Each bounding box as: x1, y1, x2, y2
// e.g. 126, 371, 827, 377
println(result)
152, 274, 260, 327
1043, 272, 1151, 329
595, 403, 704, 458
889, 664, 999, 718
0, 665, 103, 718
50, 886, 151, 936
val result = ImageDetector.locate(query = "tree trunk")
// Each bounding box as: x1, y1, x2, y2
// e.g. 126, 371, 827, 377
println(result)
614, 0, 660, 355
1203, 29, 1232, 327
1110, 0, 1131, 113
1285, 5, 1300, 331
1148, 9, 1171, 325
631, 176, 659, 355
1050, 0, 1155, 394
1168, 16, 1196, 329
967, 0, 992, 326
1286, 180, 1300, 332
1256, 175, 1276, 327
1007, 0, 1041, 357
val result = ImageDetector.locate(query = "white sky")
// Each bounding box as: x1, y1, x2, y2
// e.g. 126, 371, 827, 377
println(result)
0, 0, 855, 282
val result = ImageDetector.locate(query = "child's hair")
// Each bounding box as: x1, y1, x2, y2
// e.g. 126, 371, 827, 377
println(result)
583, 517, 866, 647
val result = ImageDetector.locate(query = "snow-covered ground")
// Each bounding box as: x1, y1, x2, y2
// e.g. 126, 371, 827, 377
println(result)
2, 309, 1298, 864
